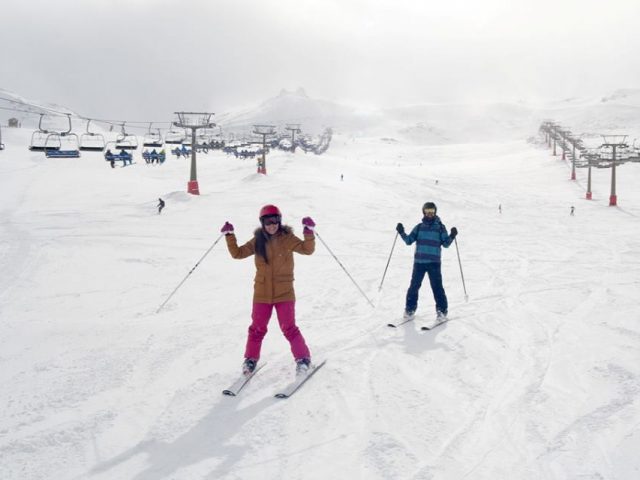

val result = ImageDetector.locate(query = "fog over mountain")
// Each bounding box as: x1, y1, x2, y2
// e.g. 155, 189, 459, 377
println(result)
5, 86, 640, 148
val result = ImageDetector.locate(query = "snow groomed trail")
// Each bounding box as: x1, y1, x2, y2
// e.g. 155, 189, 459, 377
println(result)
1, 128, 639, 480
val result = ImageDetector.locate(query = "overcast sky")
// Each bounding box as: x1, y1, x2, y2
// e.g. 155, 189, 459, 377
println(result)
2, 0, 640, 123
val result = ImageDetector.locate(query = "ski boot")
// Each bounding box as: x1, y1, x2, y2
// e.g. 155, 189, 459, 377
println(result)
436, 310, 448, 321
242, 358, 257, 376
403, 310, 415, 320
295, 357, 311, 376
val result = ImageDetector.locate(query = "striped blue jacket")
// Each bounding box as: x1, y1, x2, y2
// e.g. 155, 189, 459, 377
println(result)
400, 216, 453, 264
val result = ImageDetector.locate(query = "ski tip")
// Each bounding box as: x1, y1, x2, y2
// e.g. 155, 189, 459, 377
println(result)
313, 359, 328, 369
387, 323, 397, 328
222, 390, 236, 396
275, 393, 288, 399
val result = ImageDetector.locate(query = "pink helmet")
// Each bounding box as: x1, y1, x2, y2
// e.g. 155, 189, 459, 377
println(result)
259, 204, 281, 219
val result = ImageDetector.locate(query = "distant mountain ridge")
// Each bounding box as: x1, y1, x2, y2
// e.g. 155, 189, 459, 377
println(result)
4, 85, 640, 143
219, 87, 640, 142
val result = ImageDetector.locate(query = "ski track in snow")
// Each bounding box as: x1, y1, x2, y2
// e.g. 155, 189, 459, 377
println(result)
1, 129, 639, 480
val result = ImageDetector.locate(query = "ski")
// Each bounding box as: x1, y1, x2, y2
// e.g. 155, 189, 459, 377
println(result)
274, 359, 327, 399
387, 316, 414, 328
420, 318, 450, 331
222, 362, 266, 396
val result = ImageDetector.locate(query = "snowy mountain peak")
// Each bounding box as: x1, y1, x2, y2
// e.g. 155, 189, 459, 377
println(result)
277, 87, 308, 99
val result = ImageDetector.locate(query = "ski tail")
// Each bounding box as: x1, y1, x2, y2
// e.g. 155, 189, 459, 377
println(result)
420, 318, 450, 331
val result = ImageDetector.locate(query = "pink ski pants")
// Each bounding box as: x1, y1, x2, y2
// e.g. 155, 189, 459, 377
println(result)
244, 301, 310, 361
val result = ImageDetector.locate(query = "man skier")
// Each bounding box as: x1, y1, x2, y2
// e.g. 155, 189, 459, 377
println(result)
396, 202, 457, 321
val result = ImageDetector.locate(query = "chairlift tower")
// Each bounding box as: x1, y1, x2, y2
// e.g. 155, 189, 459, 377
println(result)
253, 124, 276, 174
571, 140, 577, 180
601, 135, 628, 206
173, 112, 215, 194
585, 151, 595, 200
285, 123, 302, 152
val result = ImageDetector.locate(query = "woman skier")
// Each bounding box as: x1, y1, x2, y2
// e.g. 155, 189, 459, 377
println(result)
221, 205, 316, 376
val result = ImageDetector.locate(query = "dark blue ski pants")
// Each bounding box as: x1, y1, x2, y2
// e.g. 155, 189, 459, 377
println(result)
405, 262, 448, 314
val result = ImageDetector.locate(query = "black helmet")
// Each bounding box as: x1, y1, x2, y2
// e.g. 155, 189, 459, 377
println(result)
422, 202, 437, 214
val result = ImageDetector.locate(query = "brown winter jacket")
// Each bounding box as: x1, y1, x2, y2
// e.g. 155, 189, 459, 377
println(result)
225, 225, 315, 303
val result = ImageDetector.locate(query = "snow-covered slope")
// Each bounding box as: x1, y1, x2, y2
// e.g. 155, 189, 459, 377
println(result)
0, 88, 83, 130
0, 120, 639, 479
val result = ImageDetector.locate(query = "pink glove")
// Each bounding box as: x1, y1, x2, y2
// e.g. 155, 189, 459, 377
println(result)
302, 217, 315, 235
221, 221, 234, 234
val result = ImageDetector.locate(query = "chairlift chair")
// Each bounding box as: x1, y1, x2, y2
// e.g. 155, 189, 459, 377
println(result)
104, 141, 133, 165
143, 123, 163, 148
29, 113, 61, 151
115, 123, 139, 150
79, 119, 106, 152
197, 127, 218, 145
46, 114, 80, 158
30, 131, 61, 151
165, 128, 186, 144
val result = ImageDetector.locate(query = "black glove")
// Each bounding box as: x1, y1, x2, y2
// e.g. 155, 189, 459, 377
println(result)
396, 223, 405, 235
450, 227, 458, 239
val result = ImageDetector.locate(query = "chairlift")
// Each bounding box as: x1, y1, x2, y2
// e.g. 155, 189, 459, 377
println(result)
104, 141, 134, 165
115, 123, 139, 150
29, 113, 61, 151
197, 127, 218, 144
46, 114, 80, 158
79, 119, 106, 152
143, 123, 163, 148
165, 127, 186, 144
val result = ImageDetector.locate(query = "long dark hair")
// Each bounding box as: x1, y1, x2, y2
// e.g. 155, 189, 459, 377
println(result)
254, 224, 291, 263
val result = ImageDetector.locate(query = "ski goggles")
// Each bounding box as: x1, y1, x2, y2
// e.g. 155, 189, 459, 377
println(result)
262, 215, 281, 226
423, 208, 436, 215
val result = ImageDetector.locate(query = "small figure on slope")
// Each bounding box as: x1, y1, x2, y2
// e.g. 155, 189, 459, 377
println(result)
396, 201, 458, 321
157, 197, 165, 214
221, 205, 316, 376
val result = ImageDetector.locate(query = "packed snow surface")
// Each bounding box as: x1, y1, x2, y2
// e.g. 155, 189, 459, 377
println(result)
1, 126, 639, 480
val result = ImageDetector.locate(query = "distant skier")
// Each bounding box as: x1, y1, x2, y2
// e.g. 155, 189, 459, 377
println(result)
157, 198, 165, 214
220, 205, 316, 376
499, 204, 502, 214
570, 206, 575, 216
396, 202, 457, 321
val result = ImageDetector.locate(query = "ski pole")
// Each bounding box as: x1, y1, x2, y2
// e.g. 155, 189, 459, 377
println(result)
156, 234, 224, 313
378, 232, 399, 292
315, 232, 375, 308
454, 237, 469, 302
